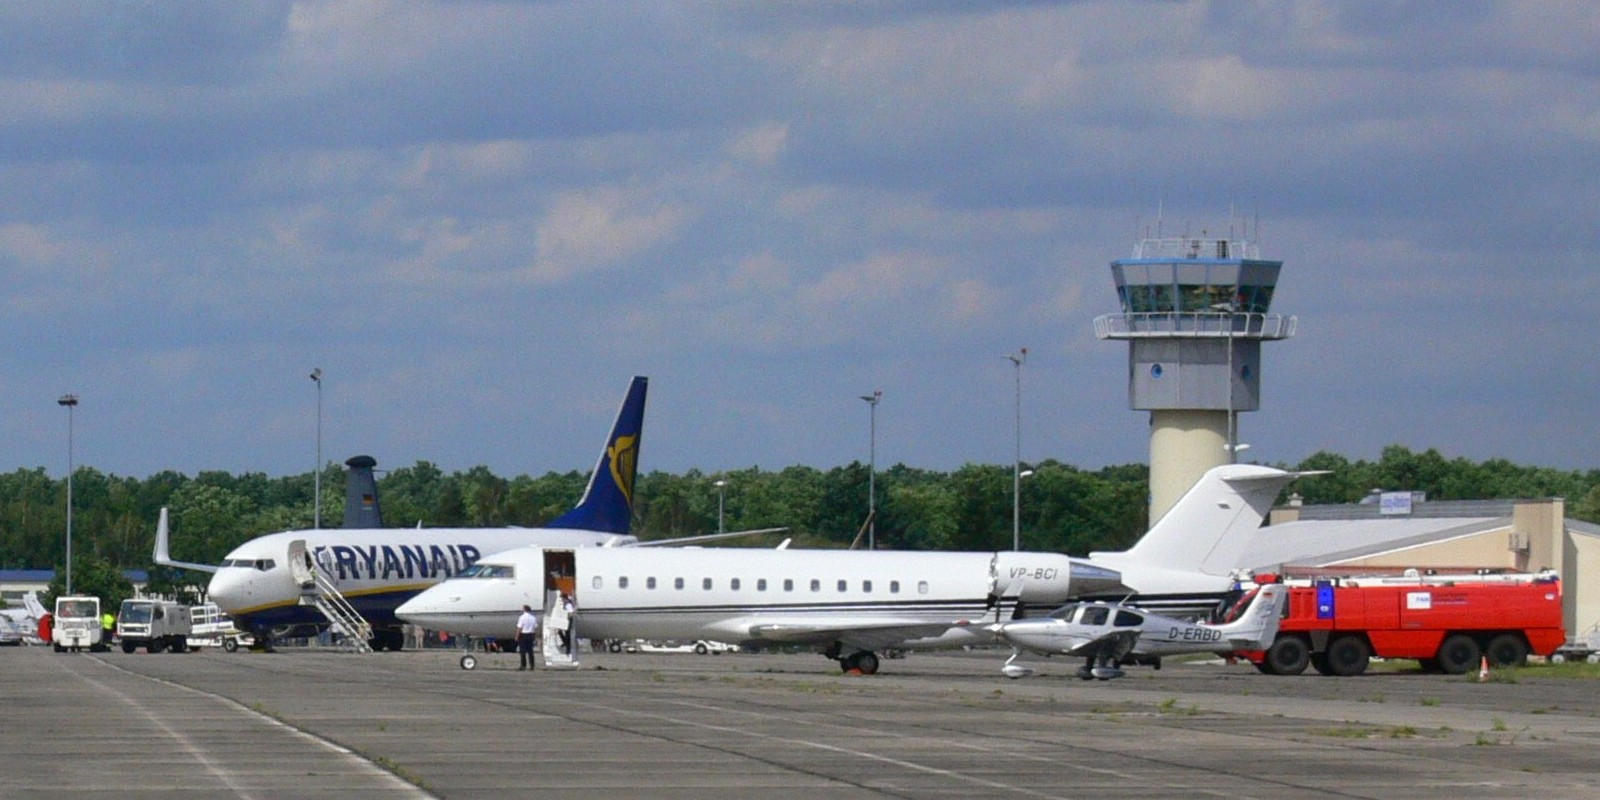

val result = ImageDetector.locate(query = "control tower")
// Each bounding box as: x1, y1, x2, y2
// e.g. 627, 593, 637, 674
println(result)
1094, 234, 1296, 524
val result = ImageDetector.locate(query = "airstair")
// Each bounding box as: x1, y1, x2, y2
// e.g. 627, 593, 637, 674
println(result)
288, 539, 374, 653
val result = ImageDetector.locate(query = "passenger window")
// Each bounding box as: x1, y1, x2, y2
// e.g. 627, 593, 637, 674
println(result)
1114, 610, 1143, 627
810, 579, 821, 592
837, 579, 847, 592
702, 577, 713, 590
674, 577, 685, 590
619, 576, 629, 589
1082, 607, 1110, 626
592, 576, 603, 590
917, 581, 929, 595
890, 581, 900, 594
731, 578, 741, 591
647, 577, 657, 590
783, 579, 793, 592
863, 580, 872, 593
757, 579, 768, 591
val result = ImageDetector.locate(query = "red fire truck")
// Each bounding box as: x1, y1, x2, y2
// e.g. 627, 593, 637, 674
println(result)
1238, 570, 1564, 676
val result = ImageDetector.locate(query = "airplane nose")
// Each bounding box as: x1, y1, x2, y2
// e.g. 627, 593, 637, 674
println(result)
208, 569, 252, 614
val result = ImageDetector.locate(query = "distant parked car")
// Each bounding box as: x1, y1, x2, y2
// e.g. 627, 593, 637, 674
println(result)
631, 639, 739, 655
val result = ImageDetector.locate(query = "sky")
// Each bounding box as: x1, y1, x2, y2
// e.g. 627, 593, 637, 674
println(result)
2, 1, 1597, 483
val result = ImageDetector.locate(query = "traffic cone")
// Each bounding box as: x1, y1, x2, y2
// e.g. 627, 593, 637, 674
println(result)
1477, 655, 1490, 682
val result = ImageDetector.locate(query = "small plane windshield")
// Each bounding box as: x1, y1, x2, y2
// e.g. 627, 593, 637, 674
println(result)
1047, 604, 1081, 621
457, 563, 515, 579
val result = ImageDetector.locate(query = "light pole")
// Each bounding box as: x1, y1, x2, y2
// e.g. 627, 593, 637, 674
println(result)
57, 394, 78, 595
713, 479, 727, 534
1004, 348, 1027, 550
1210, 303, 1238, 462
310, 368, 322, 529
859, 390, 881, 550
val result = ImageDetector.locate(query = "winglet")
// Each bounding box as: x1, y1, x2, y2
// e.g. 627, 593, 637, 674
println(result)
545, 376, 647, 534
152, 507, 220, 574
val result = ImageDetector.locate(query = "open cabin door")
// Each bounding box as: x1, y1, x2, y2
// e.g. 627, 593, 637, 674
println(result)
541, 549, 578, 669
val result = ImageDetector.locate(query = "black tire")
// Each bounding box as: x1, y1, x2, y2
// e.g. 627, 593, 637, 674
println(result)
122, 642, 136, 654
1435, 634, 1480, 675
169, 638, 187, 653
1310, 652, 1334, 676
1484, 634, 1528, 668
1264, 636, 1311, 675
694, 642, 709, 655
222, 637, 239, 653
1324, 635, 1371, 676
608, 640, 622, 653
147, 640, 165, 654
856, 651, 880, 675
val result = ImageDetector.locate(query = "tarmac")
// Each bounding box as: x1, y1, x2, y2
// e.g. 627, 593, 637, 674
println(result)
4, 644, 1600, 799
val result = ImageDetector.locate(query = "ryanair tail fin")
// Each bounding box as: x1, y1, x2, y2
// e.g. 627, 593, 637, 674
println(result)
342, 455, 383, 528
546, 376, 647, 535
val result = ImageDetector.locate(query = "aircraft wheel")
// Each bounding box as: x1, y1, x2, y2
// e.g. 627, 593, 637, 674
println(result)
1324, 635, 1370, 676
856, 651, 880, 675
1435, 634, 1480, 675
1263, 636, 1310, 676
460, 654, 478, 670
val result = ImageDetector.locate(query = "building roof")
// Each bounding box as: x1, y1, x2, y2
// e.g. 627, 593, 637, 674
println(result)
1240, 516, 1508, 572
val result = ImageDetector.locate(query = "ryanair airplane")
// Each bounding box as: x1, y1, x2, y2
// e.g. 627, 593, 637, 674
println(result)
398, 464, 1312, 674
157, 376, 654, 652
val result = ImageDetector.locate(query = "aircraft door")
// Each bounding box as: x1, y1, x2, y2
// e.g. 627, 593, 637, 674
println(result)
540, 550, 578, 668
287, 539, 317, 591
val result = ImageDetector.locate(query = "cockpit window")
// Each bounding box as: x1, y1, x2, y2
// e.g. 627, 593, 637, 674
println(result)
1080, 606, 1110, 626
1047, 603, 1080, 621
457, 563, 514, 579
224, 558, 274, 570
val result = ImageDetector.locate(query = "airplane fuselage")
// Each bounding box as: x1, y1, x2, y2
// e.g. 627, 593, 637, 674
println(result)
397, 546, 1127, 652
208, 528, 634, 630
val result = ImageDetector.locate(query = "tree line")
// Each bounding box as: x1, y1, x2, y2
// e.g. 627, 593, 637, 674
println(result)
5, 445, 1599, 608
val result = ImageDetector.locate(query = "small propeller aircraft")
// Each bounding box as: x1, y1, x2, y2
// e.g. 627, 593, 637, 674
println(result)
983, 583, 1288, 680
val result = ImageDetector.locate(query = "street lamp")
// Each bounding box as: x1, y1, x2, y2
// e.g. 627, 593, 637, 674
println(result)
57, 394, 78, 595
1016, 468, 1035, 551
310, 368, 323, 529
859, 390, 882, 550
713, 479, 727, 534
1004, 348, 1027, 550
1210, 303, 1239, 462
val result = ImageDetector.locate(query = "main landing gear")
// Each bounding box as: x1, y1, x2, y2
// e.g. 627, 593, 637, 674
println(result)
826, 642, 881, 675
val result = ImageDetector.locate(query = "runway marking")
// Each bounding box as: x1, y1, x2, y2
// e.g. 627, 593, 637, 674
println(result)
84, 656, 434, 798
557, 695, 1075, 799
658, 697, 1249, 799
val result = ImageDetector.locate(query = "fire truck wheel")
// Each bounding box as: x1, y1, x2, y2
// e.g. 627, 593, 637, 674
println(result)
1484, 634, 1527, 668
1263, 636, 1310, 675
1325, 635, 1370, 676
1435, 634, 1480, 675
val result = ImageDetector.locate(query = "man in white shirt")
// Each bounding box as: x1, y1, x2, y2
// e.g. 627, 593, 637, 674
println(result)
515, 605, 539, 671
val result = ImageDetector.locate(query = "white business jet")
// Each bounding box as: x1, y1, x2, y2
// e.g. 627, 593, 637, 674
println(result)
0, 591, 48, 645
983, 582, 1288, 679
159, 376, 677, 651
397, 464, 1308, 673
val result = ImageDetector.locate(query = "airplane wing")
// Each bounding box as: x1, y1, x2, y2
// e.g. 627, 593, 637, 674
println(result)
736, 615, 967, 653
627, 528, 789, 547
1060, 629, 1141, 659
152, 508, 219, 574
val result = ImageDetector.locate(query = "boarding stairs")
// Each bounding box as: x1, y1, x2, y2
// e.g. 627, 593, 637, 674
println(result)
288, 539, 374, 653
